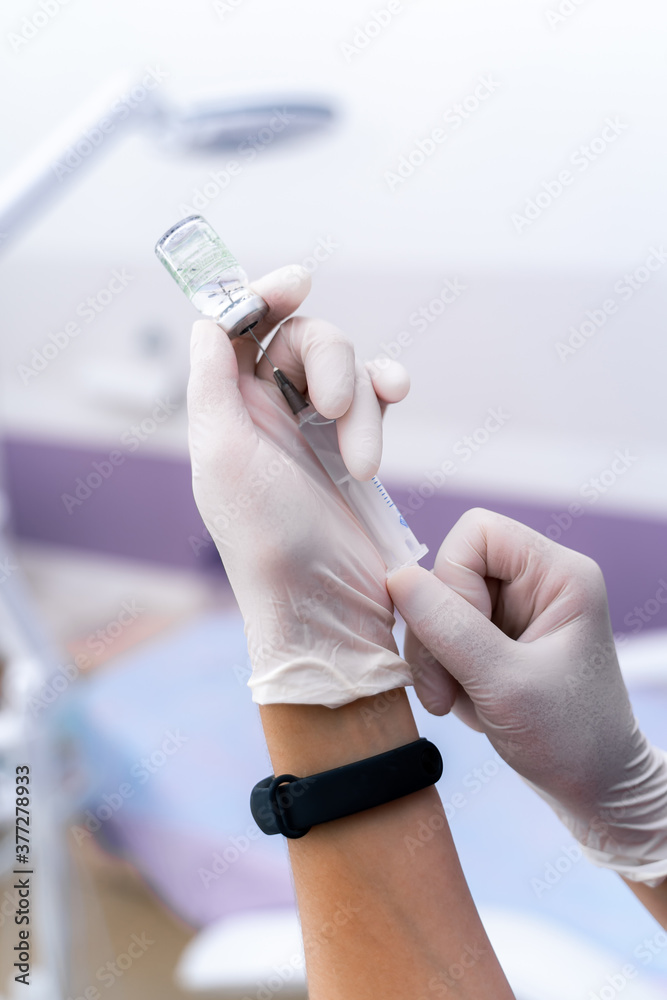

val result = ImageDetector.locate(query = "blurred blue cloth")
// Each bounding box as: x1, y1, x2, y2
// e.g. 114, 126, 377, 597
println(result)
57, 609, 667, 988
59, 610, 294, 927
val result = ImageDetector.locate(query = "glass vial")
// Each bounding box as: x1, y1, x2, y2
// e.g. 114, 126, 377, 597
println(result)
154, 215, 268, 338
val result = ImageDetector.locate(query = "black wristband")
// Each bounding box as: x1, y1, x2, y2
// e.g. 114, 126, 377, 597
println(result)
250, 738, 443, 838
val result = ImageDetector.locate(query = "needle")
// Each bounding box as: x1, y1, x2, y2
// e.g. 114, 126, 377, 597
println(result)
244, 324, 308, 415
246, 324, 276, 369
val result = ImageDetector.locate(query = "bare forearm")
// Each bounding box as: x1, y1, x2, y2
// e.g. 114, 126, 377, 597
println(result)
260, 689, 514, 1000
622, 876, 667, 929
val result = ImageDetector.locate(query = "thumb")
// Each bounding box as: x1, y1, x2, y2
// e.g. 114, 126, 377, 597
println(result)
403, 622, 460, 716
388, 565, 514, 696
187, 319, 258, 480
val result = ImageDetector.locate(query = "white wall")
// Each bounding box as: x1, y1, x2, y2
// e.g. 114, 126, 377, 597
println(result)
1, 0, 667, 514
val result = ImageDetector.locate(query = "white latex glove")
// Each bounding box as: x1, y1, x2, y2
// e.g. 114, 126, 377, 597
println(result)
388, 508, 667, 886
187, 264, 413, 708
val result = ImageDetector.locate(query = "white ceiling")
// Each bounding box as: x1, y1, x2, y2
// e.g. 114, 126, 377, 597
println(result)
2, 0, 667, 268
1, 0, 667, 513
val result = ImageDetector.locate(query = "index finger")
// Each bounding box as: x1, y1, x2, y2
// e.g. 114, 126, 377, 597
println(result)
254, 316, 382, 480
233, 264, 313, 377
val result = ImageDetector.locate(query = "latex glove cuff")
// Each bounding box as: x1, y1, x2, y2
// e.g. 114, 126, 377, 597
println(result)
527, 745, 667, 888
579, 846, 667, 888
240, 571, 413, 708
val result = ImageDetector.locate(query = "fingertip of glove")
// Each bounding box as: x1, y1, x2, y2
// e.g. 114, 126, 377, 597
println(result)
348, 461, 376, 482
191, 319, 222, 363
413, 672, 456, 717
286, 263, 312, 288
386, 564, 429, 598
413, 676, 452, 717
344, 444, 381, 482
422, 698, 451, 717
367, 358, 411, 402
255, 264, 312, 311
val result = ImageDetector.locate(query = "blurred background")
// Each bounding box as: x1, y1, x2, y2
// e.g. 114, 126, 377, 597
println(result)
1, 1, 666, 998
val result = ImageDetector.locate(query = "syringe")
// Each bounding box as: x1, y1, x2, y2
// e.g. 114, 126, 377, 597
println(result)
154, 215, 428, 577
267, 358, 428, 576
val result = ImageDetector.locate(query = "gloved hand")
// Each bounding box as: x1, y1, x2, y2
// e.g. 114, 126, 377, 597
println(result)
187, 264, 413, 708
388, 508, 667, 885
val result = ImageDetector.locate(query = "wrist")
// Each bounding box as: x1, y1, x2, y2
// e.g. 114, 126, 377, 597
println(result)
259, 687, 418, 776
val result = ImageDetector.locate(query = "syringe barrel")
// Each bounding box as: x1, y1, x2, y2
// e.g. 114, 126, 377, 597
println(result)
298, 409, 428, 576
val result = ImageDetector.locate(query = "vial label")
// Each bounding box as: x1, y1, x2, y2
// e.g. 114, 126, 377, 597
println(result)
171, 243, 238, 296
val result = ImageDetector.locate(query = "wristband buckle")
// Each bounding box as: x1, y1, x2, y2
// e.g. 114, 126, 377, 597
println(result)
266, 773, 311, 839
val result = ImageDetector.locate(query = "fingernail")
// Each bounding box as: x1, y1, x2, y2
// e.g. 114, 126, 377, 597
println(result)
347, 439, 380, 481
289, 264, 310, 283
388, 567, 441, 622
191, 320, 220, 362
